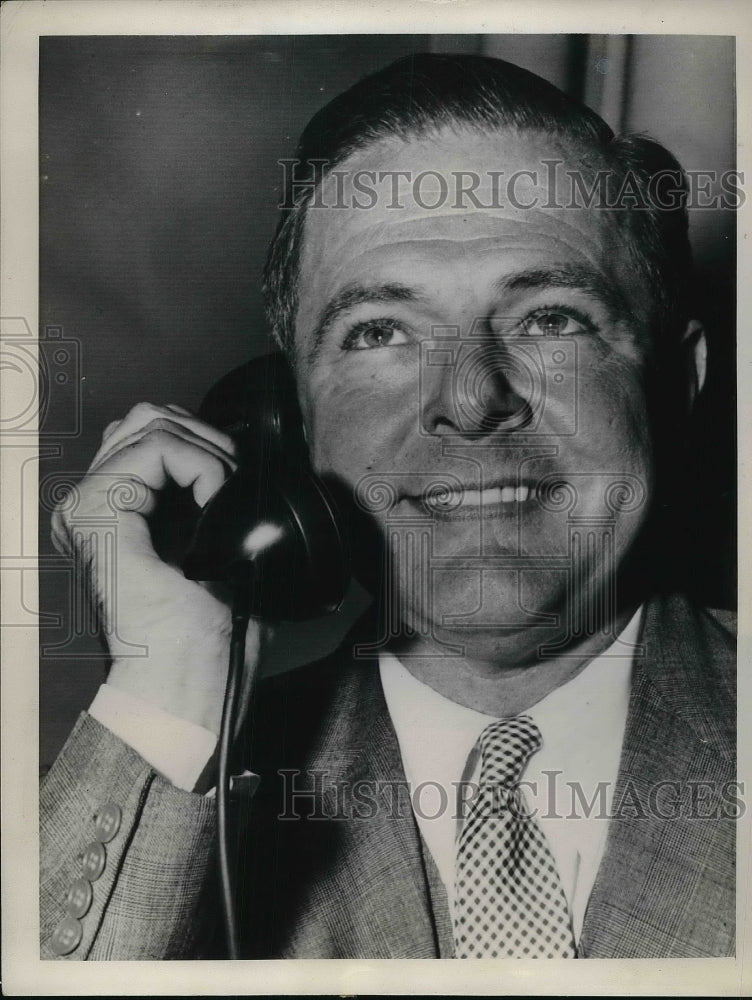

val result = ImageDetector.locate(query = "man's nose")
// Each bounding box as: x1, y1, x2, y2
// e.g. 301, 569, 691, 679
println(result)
421, 341, 535, 437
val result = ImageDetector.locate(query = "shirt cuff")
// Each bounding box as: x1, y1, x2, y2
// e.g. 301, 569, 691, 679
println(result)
88, 682, 218, 792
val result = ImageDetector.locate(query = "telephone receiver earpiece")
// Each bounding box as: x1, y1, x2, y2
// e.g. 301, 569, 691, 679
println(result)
182, 352, 350, 620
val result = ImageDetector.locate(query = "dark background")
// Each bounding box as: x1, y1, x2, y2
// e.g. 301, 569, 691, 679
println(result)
39, 34, 736, 767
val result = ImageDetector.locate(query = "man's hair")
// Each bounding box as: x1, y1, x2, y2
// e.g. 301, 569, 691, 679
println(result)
262, 53, 693, 358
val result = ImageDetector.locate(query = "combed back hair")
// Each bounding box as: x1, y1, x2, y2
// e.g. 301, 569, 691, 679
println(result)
262, 53, 693, 359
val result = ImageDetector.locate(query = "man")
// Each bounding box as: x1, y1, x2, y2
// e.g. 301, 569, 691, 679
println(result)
40, 53, 735, 960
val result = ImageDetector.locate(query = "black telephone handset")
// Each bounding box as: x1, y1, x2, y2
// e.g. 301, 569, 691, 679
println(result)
180, 352, 350, 958
182, 351, 349, 620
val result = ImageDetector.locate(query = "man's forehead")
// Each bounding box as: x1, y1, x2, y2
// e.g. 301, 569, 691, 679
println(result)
299, 124, 622, 261
296, 125, 643, 318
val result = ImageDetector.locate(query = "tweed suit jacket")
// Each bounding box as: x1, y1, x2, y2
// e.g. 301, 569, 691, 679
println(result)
40, 591, 736, 960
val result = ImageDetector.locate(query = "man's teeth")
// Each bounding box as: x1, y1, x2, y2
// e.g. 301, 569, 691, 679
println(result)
435, 485, 536, 506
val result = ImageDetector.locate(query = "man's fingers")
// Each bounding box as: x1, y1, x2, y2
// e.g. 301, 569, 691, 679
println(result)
53, 412, 241, 560
89, 428, 236, 509
89, 402, 236, 470
89, 416, 237, 477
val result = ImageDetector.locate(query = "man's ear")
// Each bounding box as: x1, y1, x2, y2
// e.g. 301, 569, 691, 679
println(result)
680, 319, 707, 411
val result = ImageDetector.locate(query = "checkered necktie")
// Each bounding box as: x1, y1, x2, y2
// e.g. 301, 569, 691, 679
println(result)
453, 716, 576, 958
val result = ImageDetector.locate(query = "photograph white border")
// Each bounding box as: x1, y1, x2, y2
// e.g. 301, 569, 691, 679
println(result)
2, 0, 750, 995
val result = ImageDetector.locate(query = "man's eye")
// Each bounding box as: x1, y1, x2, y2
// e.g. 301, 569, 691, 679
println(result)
523, 310, 590, 337
346, 321, 410, 350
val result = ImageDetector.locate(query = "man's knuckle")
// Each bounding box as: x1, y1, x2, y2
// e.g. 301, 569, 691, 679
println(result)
138, 417, 179, 446
102, 419, 121, 440
130, 401, 157, 420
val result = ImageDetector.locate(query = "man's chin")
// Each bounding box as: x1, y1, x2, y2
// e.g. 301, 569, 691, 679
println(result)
389, 579, 567, 652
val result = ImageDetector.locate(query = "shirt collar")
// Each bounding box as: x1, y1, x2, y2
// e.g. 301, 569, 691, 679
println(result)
379, 606, 643, 803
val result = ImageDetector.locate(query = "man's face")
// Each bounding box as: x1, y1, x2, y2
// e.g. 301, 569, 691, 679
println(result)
293, 126, 659, 662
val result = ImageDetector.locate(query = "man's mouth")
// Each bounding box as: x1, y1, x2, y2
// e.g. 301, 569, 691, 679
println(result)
438, 484, 538, 506
409, 480, 542, 520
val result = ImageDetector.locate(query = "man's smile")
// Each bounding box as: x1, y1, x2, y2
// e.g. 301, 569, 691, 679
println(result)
412, 480, 540, 520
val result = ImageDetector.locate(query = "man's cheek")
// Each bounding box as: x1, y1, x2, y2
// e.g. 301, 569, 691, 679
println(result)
307, 381, 411, 472
309, 412, 383, 484
579, 363, 650, 435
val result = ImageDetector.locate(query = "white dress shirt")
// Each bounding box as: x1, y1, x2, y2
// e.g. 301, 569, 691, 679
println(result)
90, 607, 642, 941
379, 607, 642, 941
89, 681, 218, 791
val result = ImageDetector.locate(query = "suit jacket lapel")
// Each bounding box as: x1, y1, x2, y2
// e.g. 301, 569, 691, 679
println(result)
245, 631, 441, 958
579, 593, 736, 958
312, 658, 442, 958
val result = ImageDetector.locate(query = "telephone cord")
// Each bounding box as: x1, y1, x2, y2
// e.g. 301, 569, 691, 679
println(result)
216, 581, 252, 960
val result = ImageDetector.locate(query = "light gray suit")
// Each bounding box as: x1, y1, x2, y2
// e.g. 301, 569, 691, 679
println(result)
40, 592, 736, 959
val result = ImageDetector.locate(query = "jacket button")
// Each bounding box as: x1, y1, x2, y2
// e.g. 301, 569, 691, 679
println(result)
93, 803, 122, 843
50, 915, 83, 955
65, 877, 93, 918
80, 841, 106, 881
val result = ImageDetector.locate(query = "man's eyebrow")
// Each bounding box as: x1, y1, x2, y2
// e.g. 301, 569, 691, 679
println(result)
310, 282, 424, 354
496, 265, 630, 317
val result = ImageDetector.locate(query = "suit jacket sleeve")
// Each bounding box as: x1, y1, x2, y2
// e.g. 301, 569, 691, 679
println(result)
40, 713, 218, 960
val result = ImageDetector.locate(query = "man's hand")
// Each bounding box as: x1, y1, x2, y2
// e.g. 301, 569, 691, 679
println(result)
51, 402, 261, 736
